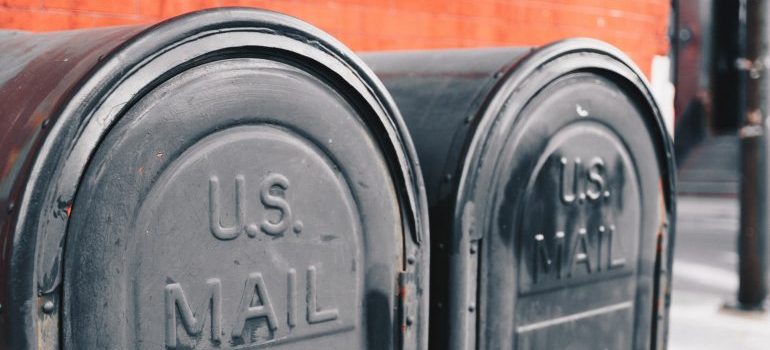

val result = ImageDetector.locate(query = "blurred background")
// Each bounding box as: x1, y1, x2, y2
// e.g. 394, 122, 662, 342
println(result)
1, 1, 768, 349
0, 0, 670, 77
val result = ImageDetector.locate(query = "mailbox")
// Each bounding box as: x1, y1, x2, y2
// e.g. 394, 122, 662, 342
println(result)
363, 40, 676, 349
0, 9, 428, 349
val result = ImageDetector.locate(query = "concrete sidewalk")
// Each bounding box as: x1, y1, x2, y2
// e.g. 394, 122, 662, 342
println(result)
669, 196, 770, 349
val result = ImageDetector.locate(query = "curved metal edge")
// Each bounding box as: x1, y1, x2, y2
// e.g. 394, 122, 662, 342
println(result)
452, 38, 677, 350
8, 8, 429, 350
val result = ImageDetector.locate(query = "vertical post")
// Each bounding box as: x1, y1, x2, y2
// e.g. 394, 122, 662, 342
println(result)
710, 0, 746, 134
669, 0, 679, 89
738, 0, 769, 310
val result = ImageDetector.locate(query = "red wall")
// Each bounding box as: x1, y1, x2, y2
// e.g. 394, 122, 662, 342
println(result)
0, 0, 670, 76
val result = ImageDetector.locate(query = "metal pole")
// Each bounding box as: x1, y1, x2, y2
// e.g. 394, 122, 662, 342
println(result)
669, 0, 679, 89
711, 0, 746, 134
738, 0, 769, 310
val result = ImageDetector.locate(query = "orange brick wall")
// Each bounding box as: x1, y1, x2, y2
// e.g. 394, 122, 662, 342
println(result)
0, 0, 670, 76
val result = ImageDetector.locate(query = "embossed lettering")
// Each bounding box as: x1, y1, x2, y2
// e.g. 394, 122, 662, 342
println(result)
559, 157, 579, 204
247, 173, 293, 237
585, 157, 608, 201
607, 225, 626, 269
532, 225, 627, 284
232, 272, 279, 338
165, 265, 344, 345
165, 278, 222, 349
533, 232, 565, 283
597, 225, 607, 271
210, 173, 299, 240
209, 176, 245, 240
527, 150, 631, 291
306, 265, 339, 323
287, 268, 297, 328
569, 228, 593, 275
559, 156, 611, 205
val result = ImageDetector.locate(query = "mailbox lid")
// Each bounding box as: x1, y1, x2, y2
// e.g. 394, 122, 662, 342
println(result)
1, 8, 428, 350
465, 40, 675, 350
65, 56, 404, 350
364, 40, 675, 350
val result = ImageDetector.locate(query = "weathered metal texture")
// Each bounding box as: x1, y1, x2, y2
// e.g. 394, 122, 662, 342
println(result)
363, 40, 676, 350
0, 26, 146, 349
0, 8, 428, 350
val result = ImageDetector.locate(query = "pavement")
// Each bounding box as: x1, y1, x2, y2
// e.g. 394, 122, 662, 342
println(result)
669, 134, 770, 349
677, 135, 740, 196
668, 196, 770, 349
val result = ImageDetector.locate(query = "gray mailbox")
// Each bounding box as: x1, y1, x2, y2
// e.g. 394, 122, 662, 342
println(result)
363, 39, 676, 350
0, 9, 428, 350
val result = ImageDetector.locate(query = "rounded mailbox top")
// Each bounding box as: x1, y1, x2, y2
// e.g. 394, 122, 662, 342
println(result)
0, 8, 427, 350
360, 40, 674, 350
461, 39, 675, 350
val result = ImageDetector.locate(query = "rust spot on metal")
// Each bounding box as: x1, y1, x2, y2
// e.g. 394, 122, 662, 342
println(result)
29, 112, 47, 127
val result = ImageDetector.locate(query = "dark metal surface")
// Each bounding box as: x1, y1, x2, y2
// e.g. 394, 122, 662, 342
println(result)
363, 48, 529, 350
737, 0, 769, 310
0, 8, 428, 349
710, 0, 747, 133
363, 40, 676, 350
0, 26, 146, 349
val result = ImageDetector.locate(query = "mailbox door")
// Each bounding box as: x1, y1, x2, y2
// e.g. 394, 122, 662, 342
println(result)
363, 41, 675, 350
0, 9, 427, 350
462, 42, 675, 350
64, 57, 406, 349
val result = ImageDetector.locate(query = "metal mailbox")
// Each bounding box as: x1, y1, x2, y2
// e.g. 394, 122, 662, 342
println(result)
0, 9, 428, 349
363, 40, 676, 349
